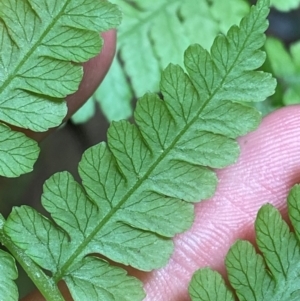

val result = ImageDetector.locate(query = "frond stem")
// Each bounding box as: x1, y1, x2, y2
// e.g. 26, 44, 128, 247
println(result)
0, 215, 65, 301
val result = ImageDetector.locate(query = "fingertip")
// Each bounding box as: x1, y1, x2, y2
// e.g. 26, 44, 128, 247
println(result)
139, 105, 300, 300
19, 30, 117, 141
65, 29, 117, 118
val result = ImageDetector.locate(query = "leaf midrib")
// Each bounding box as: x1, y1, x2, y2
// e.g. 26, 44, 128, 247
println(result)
0, 1, 70, 97
55, 5, 263, 281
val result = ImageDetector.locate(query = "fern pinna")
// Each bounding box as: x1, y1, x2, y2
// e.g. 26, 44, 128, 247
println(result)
0, 0, 121, 177
189, 184, 300, 301
0, 0, 275, 300
85, 0, 250, 122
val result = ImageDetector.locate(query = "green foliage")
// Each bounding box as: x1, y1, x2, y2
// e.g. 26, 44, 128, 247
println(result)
189, 184, 300, 301
0, 0, 275, 299
0, 0, 121, 131
0, 124, 39, 177
0, 249, 18, 301
71, 97, 96, 124
0, 0, 121, 177
189, 268, 235, 301
270, 0, 300, 11
265, 37, 300, 105
73, 0, 250, 123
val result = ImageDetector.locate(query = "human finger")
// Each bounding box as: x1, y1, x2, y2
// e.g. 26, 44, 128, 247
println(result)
137, 105, 300, 300
18, 29, 116, 141
21, 105, 300, 301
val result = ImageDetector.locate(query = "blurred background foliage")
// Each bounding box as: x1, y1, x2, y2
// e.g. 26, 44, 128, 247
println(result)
73, 0, 300, 122
1, 0, 300, 298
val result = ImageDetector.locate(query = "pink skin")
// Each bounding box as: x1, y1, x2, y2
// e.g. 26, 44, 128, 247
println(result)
19, 31, 300, 301
22, 105, 300, 300
138, 105, 300, 300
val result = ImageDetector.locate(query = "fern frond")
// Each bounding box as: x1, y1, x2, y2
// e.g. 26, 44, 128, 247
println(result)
2, 0, 275, 300
0, 124, 39, 177
79, 0, 250, 122
0, 215, 18, 301
265, 37, 300, 106
0, 249, 18, 301
0, 0, 121, 177
0, 0, 121, 131
189, 184, 300, 301
189, 268, 235, 301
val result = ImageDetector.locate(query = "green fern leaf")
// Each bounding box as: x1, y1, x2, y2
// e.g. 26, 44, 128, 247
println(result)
0, 124, 39, 177
65, 256, 144, 300
73, 0, 250, 123
93, 58, 133, 122
3, 0, 275, 300
0, 215, 18, 301
189, 184, 300, 301
0, 0, 121, 177
189, 268, 234, 301
0, 0, 121, 131
0, 249, 18, 301
265, 37, 300, 105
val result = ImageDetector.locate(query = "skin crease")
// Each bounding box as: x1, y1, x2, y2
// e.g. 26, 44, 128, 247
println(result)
16, 30, 300, 301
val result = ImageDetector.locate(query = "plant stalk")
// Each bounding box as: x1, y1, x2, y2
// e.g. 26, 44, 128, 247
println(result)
0, 215, 65, 301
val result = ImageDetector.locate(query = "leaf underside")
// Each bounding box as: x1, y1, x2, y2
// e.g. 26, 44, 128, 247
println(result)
189, 185, 300, 301
3, 0, 275, 300
0, 0, 121, 177
0, 124, 39, 177
0, 249, 18, 301
73, 0, 250, 123
0, 0, 121, 131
